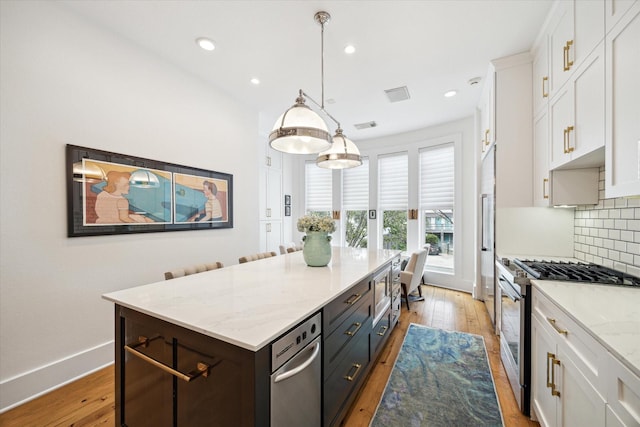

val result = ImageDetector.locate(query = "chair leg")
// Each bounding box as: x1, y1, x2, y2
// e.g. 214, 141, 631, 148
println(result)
418, 285, 423, 297
401, 283, 410, 310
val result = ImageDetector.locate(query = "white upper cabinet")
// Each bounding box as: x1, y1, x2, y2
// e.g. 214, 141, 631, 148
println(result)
493, 53, 533, 208
605, 2, 640, 198
479, 68, 496, 159
548, 0, 605, 99
606, 0, 638, 33
533, 108, 551, 206
549, 42, 605, 170
533, 34, 550, 117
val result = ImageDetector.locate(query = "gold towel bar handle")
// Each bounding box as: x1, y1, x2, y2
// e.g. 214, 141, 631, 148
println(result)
124, 336, 211, 382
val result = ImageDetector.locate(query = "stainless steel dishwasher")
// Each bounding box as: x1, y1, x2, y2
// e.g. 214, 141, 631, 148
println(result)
270, 312, 322, 427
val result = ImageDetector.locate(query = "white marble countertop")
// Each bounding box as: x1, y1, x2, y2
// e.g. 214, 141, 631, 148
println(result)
532, 280, 640, 378
103, 248, 400, 352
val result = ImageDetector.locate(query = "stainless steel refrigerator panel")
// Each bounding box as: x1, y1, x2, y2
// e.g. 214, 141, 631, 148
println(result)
480, 145, 498, 334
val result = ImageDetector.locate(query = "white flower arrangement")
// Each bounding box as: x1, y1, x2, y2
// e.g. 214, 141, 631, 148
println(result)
297, 214, 336, 234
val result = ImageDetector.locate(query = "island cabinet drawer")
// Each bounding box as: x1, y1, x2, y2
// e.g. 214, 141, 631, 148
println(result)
532, 287, 606, 387
323, 276, 371, 336
323, 295, 371, 377
323, 320, 371, 427
371, 308, 392, 360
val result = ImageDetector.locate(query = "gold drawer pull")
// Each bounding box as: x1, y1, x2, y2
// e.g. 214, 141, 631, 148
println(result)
125, 336, 210, 382
543, 178, 549, 199
344, 363, 362, 382
484, 129, 490, 146
377, 325, 389, 337
563, 40, 574, 71
547, 317, 568, 335
566, 126, 574, 152
546, 352, 554, 388
344, 322, 362, 337
542, 76, 549, 98
551, 358, 561, 397
345, 293, 362, 305
566, 40, 574, 70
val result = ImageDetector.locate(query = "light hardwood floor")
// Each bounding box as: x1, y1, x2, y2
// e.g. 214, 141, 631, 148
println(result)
0, 285, 538, 427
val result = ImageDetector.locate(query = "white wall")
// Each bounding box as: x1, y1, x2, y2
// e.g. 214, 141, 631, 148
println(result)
0, 1, 259, 411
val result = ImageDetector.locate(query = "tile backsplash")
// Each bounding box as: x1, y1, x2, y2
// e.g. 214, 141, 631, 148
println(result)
574, 167, 640, 276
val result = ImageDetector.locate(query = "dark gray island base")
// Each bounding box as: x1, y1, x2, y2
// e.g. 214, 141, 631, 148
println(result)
113, 254, 401, 426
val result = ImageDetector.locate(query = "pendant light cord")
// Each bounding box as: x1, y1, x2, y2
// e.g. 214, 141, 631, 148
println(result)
320, 18, 325, 110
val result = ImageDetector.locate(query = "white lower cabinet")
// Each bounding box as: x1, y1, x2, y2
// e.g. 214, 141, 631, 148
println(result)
531, 287, 607, 427
605, 351, 640, 426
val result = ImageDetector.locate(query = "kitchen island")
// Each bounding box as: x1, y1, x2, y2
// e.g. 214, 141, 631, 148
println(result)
103, 247, 401, 426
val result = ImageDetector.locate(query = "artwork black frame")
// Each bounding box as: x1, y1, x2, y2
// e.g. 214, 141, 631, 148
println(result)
66, 144, 233, 237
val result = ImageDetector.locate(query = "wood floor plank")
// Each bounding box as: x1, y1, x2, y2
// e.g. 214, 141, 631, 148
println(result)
0, 286, 537, 427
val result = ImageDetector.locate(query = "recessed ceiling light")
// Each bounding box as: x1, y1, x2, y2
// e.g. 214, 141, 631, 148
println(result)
444, 90, 457, 98
344, 45, 356, 54
196, 37, 215, 51
250, 78, 260, 85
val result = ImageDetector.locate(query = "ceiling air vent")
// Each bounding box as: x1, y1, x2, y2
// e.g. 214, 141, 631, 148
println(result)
384, 86, 410, 103
354, 121, 377, 130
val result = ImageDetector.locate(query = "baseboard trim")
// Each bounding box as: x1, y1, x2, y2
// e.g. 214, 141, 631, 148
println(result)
0, 341, 114, 413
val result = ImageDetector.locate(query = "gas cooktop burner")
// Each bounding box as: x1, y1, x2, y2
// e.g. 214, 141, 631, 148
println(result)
513, 259, 640, 287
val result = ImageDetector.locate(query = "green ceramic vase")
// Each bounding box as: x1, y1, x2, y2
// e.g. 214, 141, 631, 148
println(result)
302, 231, 332, 267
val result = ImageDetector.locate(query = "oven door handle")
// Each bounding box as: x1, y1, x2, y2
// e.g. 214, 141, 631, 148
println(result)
498, 277, 520, 302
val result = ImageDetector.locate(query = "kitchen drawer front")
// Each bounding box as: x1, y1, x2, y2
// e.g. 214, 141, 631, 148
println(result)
323, 276, 371, 336
324, 295, 371, 377
532, 287, 606, 388
605, 350, 640, 427
370, 308, 392, 360
323, 321, 371, 427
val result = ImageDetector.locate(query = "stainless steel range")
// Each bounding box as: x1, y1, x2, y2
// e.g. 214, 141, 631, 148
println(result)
514, 259, 640, 287
496, 257, 640, 417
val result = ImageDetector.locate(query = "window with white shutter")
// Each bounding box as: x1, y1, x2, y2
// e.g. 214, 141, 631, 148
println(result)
343, 158, 369, 247
305, 161, 332, 217
378, 153, 408, 250
419, 143, 454, 271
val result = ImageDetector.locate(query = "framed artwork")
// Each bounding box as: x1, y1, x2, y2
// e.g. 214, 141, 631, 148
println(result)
285, 206, 291, 216
284, 194, 291, 206
66, 144, 233, 237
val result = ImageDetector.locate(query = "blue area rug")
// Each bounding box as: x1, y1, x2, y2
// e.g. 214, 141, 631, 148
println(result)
370, 324, 503, 427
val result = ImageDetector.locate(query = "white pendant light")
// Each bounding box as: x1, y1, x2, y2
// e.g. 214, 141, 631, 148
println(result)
316, 128, 362, 169
269, 11, 361, 168
269, 91, 331, 154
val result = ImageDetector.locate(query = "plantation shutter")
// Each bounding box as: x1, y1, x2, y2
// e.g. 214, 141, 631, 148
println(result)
378, 153, 408, 210
305, 161, 332, 212
419, 143, 454, 210
342, 157, 369, 210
